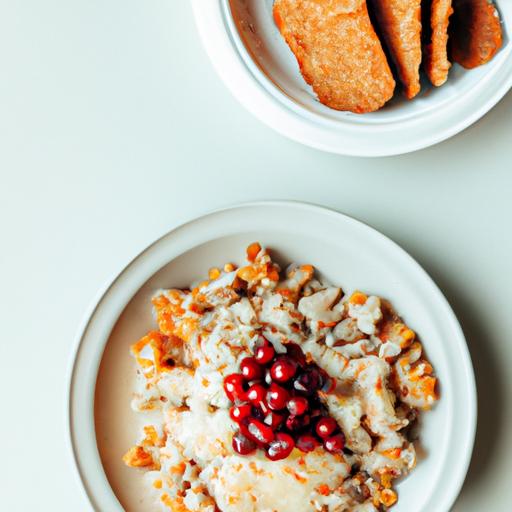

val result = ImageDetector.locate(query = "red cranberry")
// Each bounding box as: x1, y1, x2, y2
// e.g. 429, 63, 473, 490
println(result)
266, 433, 295, 461
286, 414, 310, 431
246, 418, 275, 445
230, 404, 252, 423
294, 368, 322, 395
241, 357, 263, 380
223, 374, 246, 402
286, 343, 307, 367
296, 434, 320, 453
271, 356, 298, 383
246, 383, 267, 405
266, 383, 290, 410
324, 433, 345, 454
232, 431, 257, 455
287, 396, 309, 416
255, 344, 275, 365
264, 411, 285, 429
316, 417, 338, 439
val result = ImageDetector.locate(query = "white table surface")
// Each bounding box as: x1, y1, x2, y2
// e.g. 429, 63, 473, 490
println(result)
1, 1, 511, 510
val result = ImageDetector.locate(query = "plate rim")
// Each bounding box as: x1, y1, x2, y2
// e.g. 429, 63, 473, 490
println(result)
191, 0, 512, 157
66, 200, 477, 511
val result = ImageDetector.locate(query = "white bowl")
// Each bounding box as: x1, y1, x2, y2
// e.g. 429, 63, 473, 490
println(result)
191, 0, 512, 156
68, 202, 476, 511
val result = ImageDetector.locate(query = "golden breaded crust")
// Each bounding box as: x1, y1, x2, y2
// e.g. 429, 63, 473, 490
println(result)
369, 0, 422, 99
450, 0, 503, 69
423, 0, 454, 86
274, 0, 395, 113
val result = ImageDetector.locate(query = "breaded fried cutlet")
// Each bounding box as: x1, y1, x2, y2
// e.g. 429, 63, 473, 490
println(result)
422, 0, 454, 86
273, 0, 395, 113
450, 0, 503, 69
369, 0, 422, 99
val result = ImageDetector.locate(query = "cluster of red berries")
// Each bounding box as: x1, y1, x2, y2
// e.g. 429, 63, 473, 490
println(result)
223, 339, 345, 461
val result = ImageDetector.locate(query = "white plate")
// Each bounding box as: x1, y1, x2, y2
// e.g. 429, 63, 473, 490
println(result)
68, 202, 476, 511
191, 0, 512, 156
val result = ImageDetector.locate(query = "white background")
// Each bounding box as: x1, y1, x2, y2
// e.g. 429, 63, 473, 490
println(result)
1, 0, 511, 510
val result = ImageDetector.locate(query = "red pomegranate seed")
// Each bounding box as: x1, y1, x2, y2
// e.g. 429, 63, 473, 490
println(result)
266, 383, 290, 410
266, 433, 295, 461
286, 343, 307, 367
255, 335, 270, 349
264, 411, 285, 429
255, 344, 275, 365
287, 396, 309, 416
228, 341, 344, 462
294, 368, 322, 395
232, 431, 257, 455
246, 418, 275, 445
324, 433, 345, 454
230, 404, 252, 423
271, 356, 298, 383
239, 422, 264, 447
223, 374, 246, 402
286, 414, 310, 431
316, 417, 338, 439
246, 383, 267, 405
296, 434, 320, 453
240, 357, 263, 380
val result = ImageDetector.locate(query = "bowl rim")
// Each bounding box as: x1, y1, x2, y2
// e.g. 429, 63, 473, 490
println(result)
191, 0, 512, 157
66, 200, 477, 511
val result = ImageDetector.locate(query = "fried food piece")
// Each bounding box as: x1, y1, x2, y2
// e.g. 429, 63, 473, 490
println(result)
273, 0, 395, 113
369, 0, 422, 99
450, 0, 503, 69
422, 0, 454, 86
